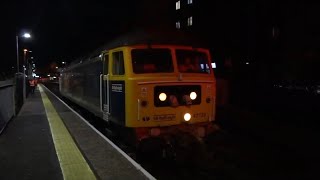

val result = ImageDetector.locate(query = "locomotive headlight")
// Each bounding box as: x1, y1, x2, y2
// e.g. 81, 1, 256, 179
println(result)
190, 92, 197, 100
159, 93, 167, 101
184, 113, 191, 121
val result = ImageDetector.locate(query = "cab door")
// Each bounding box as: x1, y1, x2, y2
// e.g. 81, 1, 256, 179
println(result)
109, 50, 126, 125
102, 53, 110, 121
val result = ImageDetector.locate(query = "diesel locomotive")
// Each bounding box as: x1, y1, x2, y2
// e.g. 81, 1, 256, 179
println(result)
59, 29, 217, 146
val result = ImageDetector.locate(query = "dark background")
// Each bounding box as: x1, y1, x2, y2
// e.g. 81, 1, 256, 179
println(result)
1, 0, 319, 82
1, 2, 319, 179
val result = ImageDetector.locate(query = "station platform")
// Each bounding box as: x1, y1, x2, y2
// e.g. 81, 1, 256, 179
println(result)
0, 84, 155, 180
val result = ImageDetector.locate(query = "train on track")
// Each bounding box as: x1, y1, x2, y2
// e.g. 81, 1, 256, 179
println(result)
59, 29, 217, 151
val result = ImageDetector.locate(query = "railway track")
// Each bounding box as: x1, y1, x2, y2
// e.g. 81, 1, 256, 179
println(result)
42, 82, 316, 180
42, 82, 228, 179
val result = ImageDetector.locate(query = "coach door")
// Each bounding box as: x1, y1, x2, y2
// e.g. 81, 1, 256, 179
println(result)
102, 53, 110, 121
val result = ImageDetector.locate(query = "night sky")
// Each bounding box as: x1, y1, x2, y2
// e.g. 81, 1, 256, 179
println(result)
1, 1, 319, 81
1, 0, 141, 72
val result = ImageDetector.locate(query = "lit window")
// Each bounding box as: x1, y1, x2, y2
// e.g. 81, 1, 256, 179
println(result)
176, 1, 180, 10
187, 0, 193, 4
187, 16, 193, 26
176, 21, 180, 29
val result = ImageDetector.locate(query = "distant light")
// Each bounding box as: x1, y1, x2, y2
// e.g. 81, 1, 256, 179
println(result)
31, 57, 34, 59
187, 16, 193, 26
211, 63, 216, 69
99, 55, 102, 58
29, 50, 32, 52
23, 33, 31, 38
246, 62, 249, 65
47, 74, 50, 77
176, 21, 181, 29
56, 67, 59, 69
23, 49, 28, 52
62, 61, 66, 64
176, 1, 180, 10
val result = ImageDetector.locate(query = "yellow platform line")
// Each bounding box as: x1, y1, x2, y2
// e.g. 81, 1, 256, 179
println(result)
39, 85, 96, 180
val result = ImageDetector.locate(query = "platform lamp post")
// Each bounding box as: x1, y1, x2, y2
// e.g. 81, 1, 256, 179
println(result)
16, 33, 31, 73
16, 33, 31, 103
23, 49, 31, 78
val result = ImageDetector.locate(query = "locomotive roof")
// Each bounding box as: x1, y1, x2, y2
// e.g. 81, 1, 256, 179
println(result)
105, 29, 203, 48
66, 28, 206, 68
90, 28, 206, 56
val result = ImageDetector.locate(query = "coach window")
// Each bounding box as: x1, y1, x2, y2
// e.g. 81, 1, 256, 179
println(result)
112, 51, 125, 75
103, 54, 109, 75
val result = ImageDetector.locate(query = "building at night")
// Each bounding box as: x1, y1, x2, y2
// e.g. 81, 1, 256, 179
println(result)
172, 1, 320, 105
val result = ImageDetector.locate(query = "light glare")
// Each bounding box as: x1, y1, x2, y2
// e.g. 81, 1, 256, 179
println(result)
159, 93, 167, 101
23, 33, 31, 38
184, 113, 191, 121
190, 92, 197, 100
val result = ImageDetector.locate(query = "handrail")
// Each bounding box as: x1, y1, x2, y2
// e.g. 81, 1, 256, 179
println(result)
106, 74, 110, 113
0, 80, 14, 89
100, 74, 103, 112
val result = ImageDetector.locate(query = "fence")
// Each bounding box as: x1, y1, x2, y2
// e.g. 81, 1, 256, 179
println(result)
0, 73, 29, 133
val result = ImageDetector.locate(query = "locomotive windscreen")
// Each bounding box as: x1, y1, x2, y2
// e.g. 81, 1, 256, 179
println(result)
176, 50, 211, 74
131, 49, 173, 74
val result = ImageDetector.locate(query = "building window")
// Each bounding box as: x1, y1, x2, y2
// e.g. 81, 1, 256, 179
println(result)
176, 1, 180, 10
187, 16, 193, 26
176, 21, 181, 29
187, 0, 193, 4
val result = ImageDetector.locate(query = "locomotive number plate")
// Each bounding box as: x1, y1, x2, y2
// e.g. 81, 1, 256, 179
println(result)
153, 114, 176, 121
193, 113, 206, 118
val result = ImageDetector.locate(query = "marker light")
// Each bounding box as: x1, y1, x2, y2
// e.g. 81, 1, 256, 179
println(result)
190, 92, 197, 100
184, 113, 191, 121
159, 93, 167, 101
169, 95, 179, 107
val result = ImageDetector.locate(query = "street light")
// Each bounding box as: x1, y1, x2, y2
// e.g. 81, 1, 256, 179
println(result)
23, 33, 31, 38
23, 49, 28, 66
16, 32, 31, 104
16, 33, 31, 73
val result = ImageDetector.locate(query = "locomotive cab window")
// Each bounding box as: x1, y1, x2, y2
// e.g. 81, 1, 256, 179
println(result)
103, 54, 109, 75
176, 50, 211, 74
131, 49, 173, 74
112, 51, 125, 75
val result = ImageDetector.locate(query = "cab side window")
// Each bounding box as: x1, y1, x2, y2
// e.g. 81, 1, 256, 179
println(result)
103, 54, 109, 75
112, 51, 125, 75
